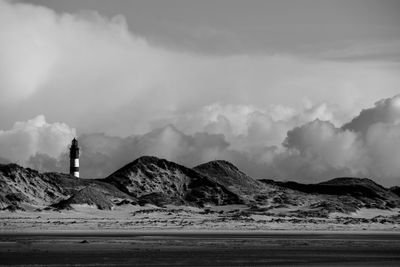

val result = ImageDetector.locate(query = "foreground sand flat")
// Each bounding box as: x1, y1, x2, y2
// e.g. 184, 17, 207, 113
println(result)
1, 232, 400, 266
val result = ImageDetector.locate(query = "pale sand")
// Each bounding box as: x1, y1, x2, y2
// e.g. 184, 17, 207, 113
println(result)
1, 205, 399, 233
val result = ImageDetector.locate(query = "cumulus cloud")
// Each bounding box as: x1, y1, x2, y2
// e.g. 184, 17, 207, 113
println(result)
161, 101, 340, 155
343, 94, 400, 133
160, 95, 400, 186
265, 95, 400, 185
0, 115, 75, 165
276, 120, 368, 179
284, 120, 363, 170
365, 122, 400, 180
11, 96, 400, 187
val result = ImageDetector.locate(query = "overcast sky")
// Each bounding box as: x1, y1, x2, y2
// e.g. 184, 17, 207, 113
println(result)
1, 0, 400, 185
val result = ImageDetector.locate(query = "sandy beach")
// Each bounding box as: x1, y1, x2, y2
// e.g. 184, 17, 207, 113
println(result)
2, 205, 400, 233
1, 205, 400, 266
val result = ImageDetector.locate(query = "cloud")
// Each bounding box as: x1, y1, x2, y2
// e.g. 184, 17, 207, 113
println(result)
163, 101, 340, 154
343, 94, 400, 133
365, 122, 400, 180
0, 115, 75, 165
279, 120, 368, 179
156, 95, 400, 186
1, 0, 399, 136
262, 95, 400, 185
18, 95, 400, 187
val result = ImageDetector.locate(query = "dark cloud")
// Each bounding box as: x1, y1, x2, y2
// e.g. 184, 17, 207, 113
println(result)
342, 94, 400, 133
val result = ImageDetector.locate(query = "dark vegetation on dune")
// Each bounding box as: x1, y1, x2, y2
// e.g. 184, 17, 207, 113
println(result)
390, 186, 400, 197
105, 156, 241, 207
51, 184, 134, 210
1, 156, 400, 217
194, 160, 266, 196
260, 177, 400, 209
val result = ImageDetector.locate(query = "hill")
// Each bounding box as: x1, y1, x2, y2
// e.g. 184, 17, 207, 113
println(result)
260, 177, 400, 210
51, 184, 132, 210
105, 156, 241, 206
0, 163, 133, 211
1, 157, 400, 217
194, 160, 269, 197
391, 186, 400, 197
0, 163, 67, 210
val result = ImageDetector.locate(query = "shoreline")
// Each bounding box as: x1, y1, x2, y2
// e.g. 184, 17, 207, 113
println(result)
2, 229, 400, 235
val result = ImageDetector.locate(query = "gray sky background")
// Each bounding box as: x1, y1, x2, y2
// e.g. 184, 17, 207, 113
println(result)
19, 0, 400, 56
1, 0, 400, 185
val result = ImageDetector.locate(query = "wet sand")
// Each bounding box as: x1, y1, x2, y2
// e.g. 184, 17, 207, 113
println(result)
1, 232, 400, 266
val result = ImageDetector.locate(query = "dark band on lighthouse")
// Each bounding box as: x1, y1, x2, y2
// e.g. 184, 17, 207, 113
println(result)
69, 138, 80, 178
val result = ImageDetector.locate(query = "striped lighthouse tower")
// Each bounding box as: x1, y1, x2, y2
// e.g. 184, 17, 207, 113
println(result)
69, 138, 80, 178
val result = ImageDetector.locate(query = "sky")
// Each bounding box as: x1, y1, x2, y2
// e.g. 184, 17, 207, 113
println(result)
1, 0, 400, 186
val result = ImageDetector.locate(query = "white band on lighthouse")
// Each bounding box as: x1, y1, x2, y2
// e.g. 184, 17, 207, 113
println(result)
74, 158, 79, 167
73, 171, 80, 178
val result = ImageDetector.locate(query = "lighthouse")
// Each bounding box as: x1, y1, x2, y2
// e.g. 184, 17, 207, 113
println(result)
69, 138, 80, 178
